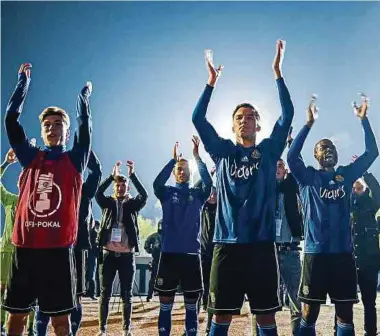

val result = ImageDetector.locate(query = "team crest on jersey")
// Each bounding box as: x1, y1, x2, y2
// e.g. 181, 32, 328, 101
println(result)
303, 285, 309, 296
251, 149, 261, 159
157, 278, 164, 286
172, 193, 180, 204
335, 175, 344, 182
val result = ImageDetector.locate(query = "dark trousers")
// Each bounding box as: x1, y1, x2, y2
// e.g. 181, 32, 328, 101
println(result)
359, 263, 379, 335
86, 250, 97, 297
147, 257, 159, 299
95, 260, 100, 296
201, 256, 213, 333
99, 250, 136, 331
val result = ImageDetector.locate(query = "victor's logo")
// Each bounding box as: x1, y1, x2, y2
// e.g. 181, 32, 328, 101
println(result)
230, 161, 260, 180
28, 173, 62, 218
319, 185, 346, 200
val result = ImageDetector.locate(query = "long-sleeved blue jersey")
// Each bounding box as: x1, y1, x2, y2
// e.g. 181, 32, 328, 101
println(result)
192, 78, 294, 243
287, 118, 378, 254
153, 158, 212, 254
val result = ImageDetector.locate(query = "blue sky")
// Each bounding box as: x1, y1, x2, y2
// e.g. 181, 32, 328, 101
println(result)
1, 1, 380, 227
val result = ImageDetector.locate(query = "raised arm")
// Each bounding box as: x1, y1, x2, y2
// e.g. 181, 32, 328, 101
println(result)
4, 64, 38, 168
192, 50, 234, 158
363, 172, 380, 209
126, 161, 148, 211
69, 82, 93, 174
95, 163, 117, 209
153, 159, 175, 200
269, 40, 294, 158
192, 135, 212, 201
344, 97, 379, 181
82, 151, 102, 200
0, 149, 19, 207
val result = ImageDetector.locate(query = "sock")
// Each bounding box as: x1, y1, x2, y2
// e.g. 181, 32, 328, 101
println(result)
336, 321, 354, 336
35, 310, 50, 336
257, 323, 277, 336
184, 302, 198, 335
158, 303, 173, 336
208, 320, 230, 336
299, 318, 316, 336
70, 304, 83, 336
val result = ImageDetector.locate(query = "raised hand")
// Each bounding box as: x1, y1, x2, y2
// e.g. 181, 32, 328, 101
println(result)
18, 63, 32, 79
126, 160, 135, 176
5, 148, 18, 164
192, 135, 201, 159
306, 94, 319, 127
112, 161, 122, 178
352, 93, 369, 120
272, 40, 285, 78
173, 142, 182, 162
205, 49, 223, 87
81, 81, 93, 97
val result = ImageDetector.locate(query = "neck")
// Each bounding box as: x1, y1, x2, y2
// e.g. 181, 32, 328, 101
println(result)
319, 165, 335, 172
236, 135, 256, 148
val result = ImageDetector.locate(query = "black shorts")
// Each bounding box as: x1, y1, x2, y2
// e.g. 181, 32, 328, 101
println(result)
74, 248, 87, 296
299, 253, 359, 304
154, 253, 203, 295
208, 243, 281, 315
2, 247, 77, 316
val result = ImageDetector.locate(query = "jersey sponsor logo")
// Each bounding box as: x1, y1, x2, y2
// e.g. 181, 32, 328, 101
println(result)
24, 221, 61, 228
28, 173, 62, 218
319, 185, 346, 200
241, 156, 249, 163
230, 161, 260, 180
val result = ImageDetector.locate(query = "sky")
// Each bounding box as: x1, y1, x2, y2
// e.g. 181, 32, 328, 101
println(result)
1, 1, 380, 230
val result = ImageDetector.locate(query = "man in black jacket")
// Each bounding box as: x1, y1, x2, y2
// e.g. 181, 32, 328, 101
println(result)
144, 219, 162, 302
351, 170, 380, 336
95, 160, 148, 336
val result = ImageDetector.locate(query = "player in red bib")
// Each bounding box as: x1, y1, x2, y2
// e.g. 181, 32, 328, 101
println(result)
2, 63, 92, 336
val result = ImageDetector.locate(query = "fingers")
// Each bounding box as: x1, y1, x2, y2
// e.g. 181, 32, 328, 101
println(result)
126, 160, 134, 166
18, 63, 32, 73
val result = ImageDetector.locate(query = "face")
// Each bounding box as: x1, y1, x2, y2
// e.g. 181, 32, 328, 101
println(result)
41, 115, 69, 147
353, 181, 365, 195
207, 187, 217, 204
113, 180, 129, 198
174, 161, 190, 183
232, 107, 258, 140
276, 160, 287, 180
314, 140, 338, 168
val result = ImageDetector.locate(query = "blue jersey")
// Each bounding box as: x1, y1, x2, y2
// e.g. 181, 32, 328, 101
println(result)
287, 119, 378, 254
192, 78, 294, 243
153, 158, 212, 254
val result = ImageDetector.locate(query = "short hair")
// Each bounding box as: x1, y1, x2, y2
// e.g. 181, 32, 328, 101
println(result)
232, 103, 260, 121
114, 175, 128, 184
39, 106, 70, 127
314, 138, 334, 154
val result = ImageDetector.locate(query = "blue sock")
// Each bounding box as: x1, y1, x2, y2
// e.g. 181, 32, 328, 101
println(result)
209, 320, 230, 336
158, 302, 173, 336
35, 310, 50, 336
299, 318, 316, 336
70, 304, 83, 336
184, 302, 198, 335
336, 321, 354, 336
257, 323, 277, 336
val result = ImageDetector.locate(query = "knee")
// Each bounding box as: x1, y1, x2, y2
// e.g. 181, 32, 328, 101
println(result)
302, 303, 320, 323
51, 314, 70, 336
159, 295, 175, 305
7, 313, 29, 335
213, 314, 232, 324
184, 291, 200, 304
335, 304, 353, 324
100, 287, 112, 301
256, 313, 276, 326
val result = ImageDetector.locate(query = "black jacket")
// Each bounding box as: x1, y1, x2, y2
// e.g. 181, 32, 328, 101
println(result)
144, 231, 162, 260
76, 151, 102, 249
276, 173, 303, 239
200, 202, 217, 259
95, 173, 148, 256
352, 172, 380, 264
